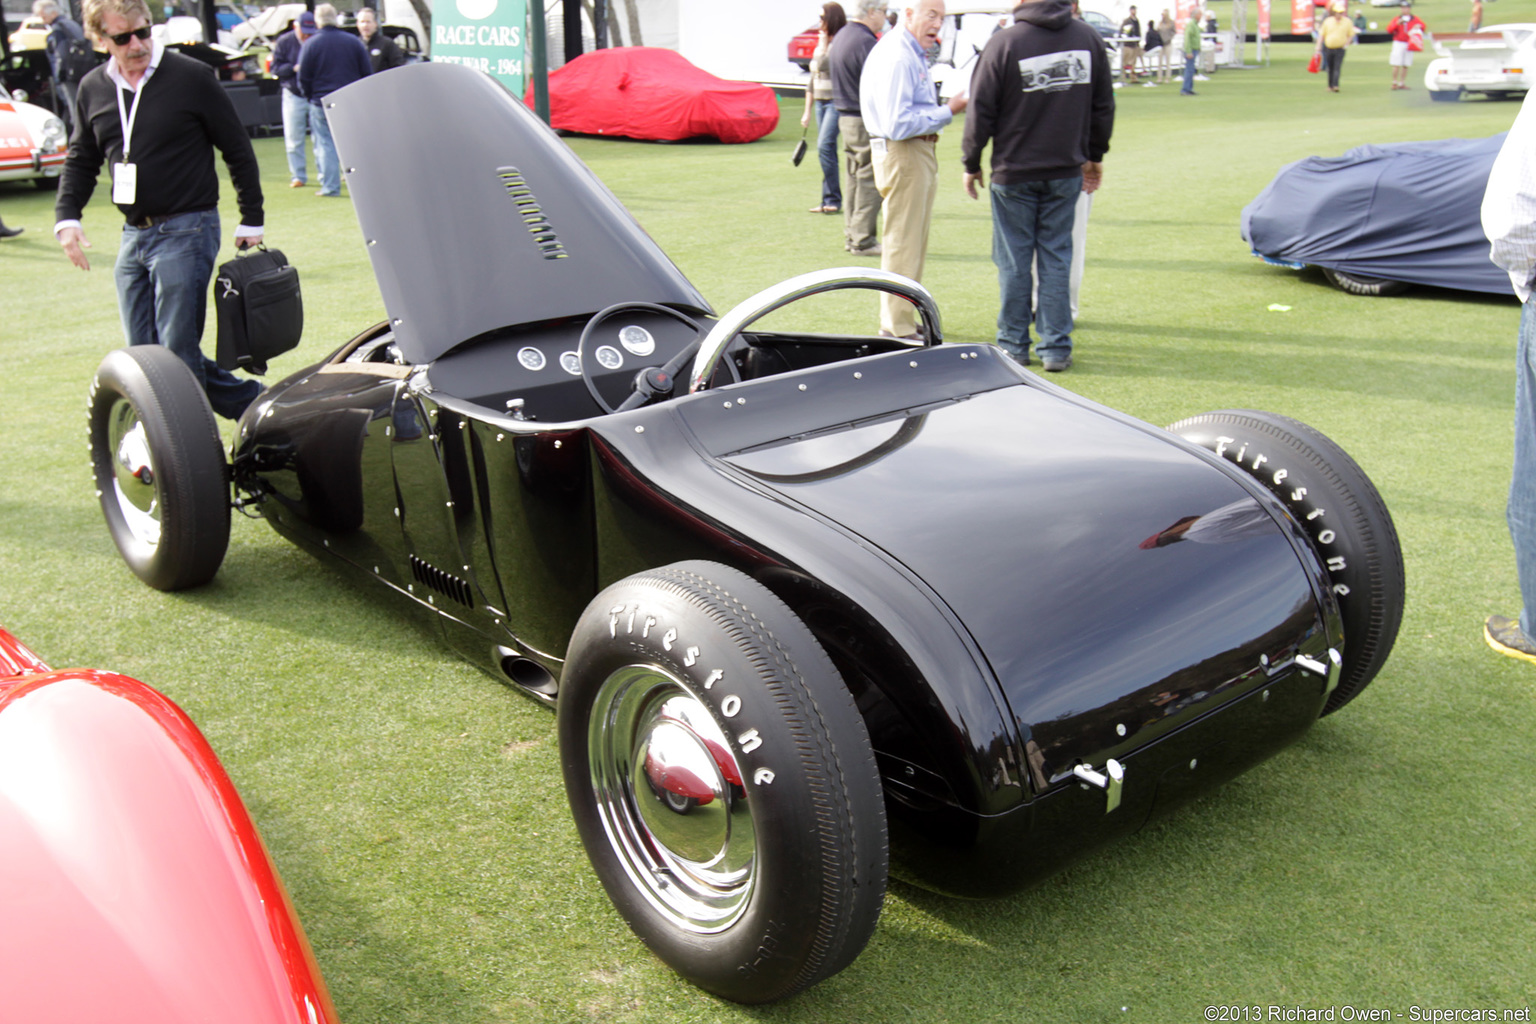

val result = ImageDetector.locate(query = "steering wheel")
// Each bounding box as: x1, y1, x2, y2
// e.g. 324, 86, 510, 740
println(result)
687, 268, 943, 395
577, 302, 739, 415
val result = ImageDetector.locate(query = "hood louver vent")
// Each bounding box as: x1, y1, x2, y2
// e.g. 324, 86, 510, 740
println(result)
496, 166, 569, 261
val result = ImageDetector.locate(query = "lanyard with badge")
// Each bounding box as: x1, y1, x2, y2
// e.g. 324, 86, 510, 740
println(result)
112, 75, 143, 205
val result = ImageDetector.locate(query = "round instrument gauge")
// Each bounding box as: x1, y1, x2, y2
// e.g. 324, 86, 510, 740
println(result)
619, 325, 656, 356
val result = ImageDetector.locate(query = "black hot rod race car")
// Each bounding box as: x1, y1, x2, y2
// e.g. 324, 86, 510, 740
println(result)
88, 63, 1405, 1004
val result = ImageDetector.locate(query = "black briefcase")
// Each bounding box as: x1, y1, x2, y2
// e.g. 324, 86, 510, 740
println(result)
214, 245, 302, 375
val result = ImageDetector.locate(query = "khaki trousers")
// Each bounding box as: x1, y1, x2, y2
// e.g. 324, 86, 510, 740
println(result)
872, 136, 938, 337
839, 114, 881, 252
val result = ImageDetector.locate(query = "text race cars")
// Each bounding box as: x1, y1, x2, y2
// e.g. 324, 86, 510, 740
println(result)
89, 62, 1405, 1003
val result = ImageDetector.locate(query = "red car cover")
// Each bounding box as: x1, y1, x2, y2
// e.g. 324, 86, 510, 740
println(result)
529, 47, 779, 144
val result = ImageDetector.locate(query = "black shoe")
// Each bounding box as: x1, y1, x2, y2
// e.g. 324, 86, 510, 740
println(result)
0, 221, 22, 239
1485, 614, 1536, 663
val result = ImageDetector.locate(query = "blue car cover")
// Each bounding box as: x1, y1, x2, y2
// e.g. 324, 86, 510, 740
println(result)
1241, 134, 1514, 296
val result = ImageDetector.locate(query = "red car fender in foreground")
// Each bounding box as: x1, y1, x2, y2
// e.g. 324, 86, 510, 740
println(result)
0, 627, 338, 1024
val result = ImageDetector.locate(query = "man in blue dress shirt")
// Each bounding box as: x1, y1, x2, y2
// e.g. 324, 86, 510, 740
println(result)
860, 0, 968, 339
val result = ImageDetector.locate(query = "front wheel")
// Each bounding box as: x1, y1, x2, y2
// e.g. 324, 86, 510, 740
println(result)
1321, 267, 1411, 296
558, 561, 887, 1003
1167, 410, 1404, 715
89, 346, 231, 590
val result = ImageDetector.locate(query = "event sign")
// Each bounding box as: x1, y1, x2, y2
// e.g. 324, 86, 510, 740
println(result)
432, 0, 528, 94
1291, 0, 1314, 34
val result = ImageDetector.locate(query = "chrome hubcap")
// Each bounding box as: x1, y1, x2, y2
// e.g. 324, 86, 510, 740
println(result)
588, 665, 756, 932
107, 398, 160, 548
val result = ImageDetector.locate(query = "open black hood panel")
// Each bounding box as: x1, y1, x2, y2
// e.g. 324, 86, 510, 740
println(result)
324, 62, 712, 365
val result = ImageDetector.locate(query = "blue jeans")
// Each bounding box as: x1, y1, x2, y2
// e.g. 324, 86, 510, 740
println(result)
990, 177, 1081, 363
815, 98, 841, 210
114, 209, 262, 420
282, 87, 310, 183
1182, 52, 1197, 93
309, 98, 341, 195
1509, 298, 1536, 635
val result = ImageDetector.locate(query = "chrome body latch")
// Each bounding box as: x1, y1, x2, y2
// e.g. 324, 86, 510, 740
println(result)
1294, 648, 1344, 695
1073, 758, 1125, 814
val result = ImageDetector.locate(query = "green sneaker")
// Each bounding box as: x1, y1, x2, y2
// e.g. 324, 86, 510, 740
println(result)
1484, 615, 1536, 664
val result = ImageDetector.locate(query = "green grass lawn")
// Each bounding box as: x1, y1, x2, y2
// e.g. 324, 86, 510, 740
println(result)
3, 39, 1535, 1023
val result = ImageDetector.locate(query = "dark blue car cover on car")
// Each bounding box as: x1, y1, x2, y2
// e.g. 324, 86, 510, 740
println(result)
1241, 134, 1514, 296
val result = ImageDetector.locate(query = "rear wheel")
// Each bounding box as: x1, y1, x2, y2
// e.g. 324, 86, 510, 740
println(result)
1167, 410, 1404, 715
1321, 267, 1411, 296
89, 346, 231, 590
558, 560, 887, 1003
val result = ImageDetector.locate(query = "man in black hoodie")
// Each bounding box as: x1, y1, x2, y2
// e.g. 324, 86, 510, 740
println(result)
961, 0, 1114, 372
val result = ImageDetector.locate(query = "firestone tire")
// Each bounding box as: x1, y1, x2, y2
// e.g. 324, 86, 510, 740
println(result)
1321, 267, 1411, 296
1167, 410, 1404, 716
557, 560, 887, 1003
89, 346, 230, 591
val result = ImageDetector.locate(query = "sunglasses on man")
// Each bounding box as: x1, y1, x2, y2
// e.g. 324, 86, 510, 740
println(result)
106, 25, 152, 46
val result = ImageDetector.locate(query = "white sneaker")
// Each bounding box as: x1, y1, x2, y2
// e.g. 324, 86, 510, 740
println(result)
1143, 81, 1158, 87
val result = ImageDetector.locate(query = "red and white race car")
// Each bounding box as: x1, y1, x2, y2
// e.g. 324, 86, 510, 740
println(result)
0, 81, 67, 188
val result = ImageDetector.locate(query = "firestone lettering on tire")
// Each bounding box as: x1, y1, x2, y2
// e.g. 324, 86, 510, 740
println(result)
608, 599, 774, 784
1214, 434, 1349, 594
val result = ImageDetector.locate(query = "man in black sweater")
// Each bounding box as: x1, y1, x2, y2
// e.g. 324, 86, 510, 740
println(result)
54, 0, 264, 419
961, 0, 1113, 373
